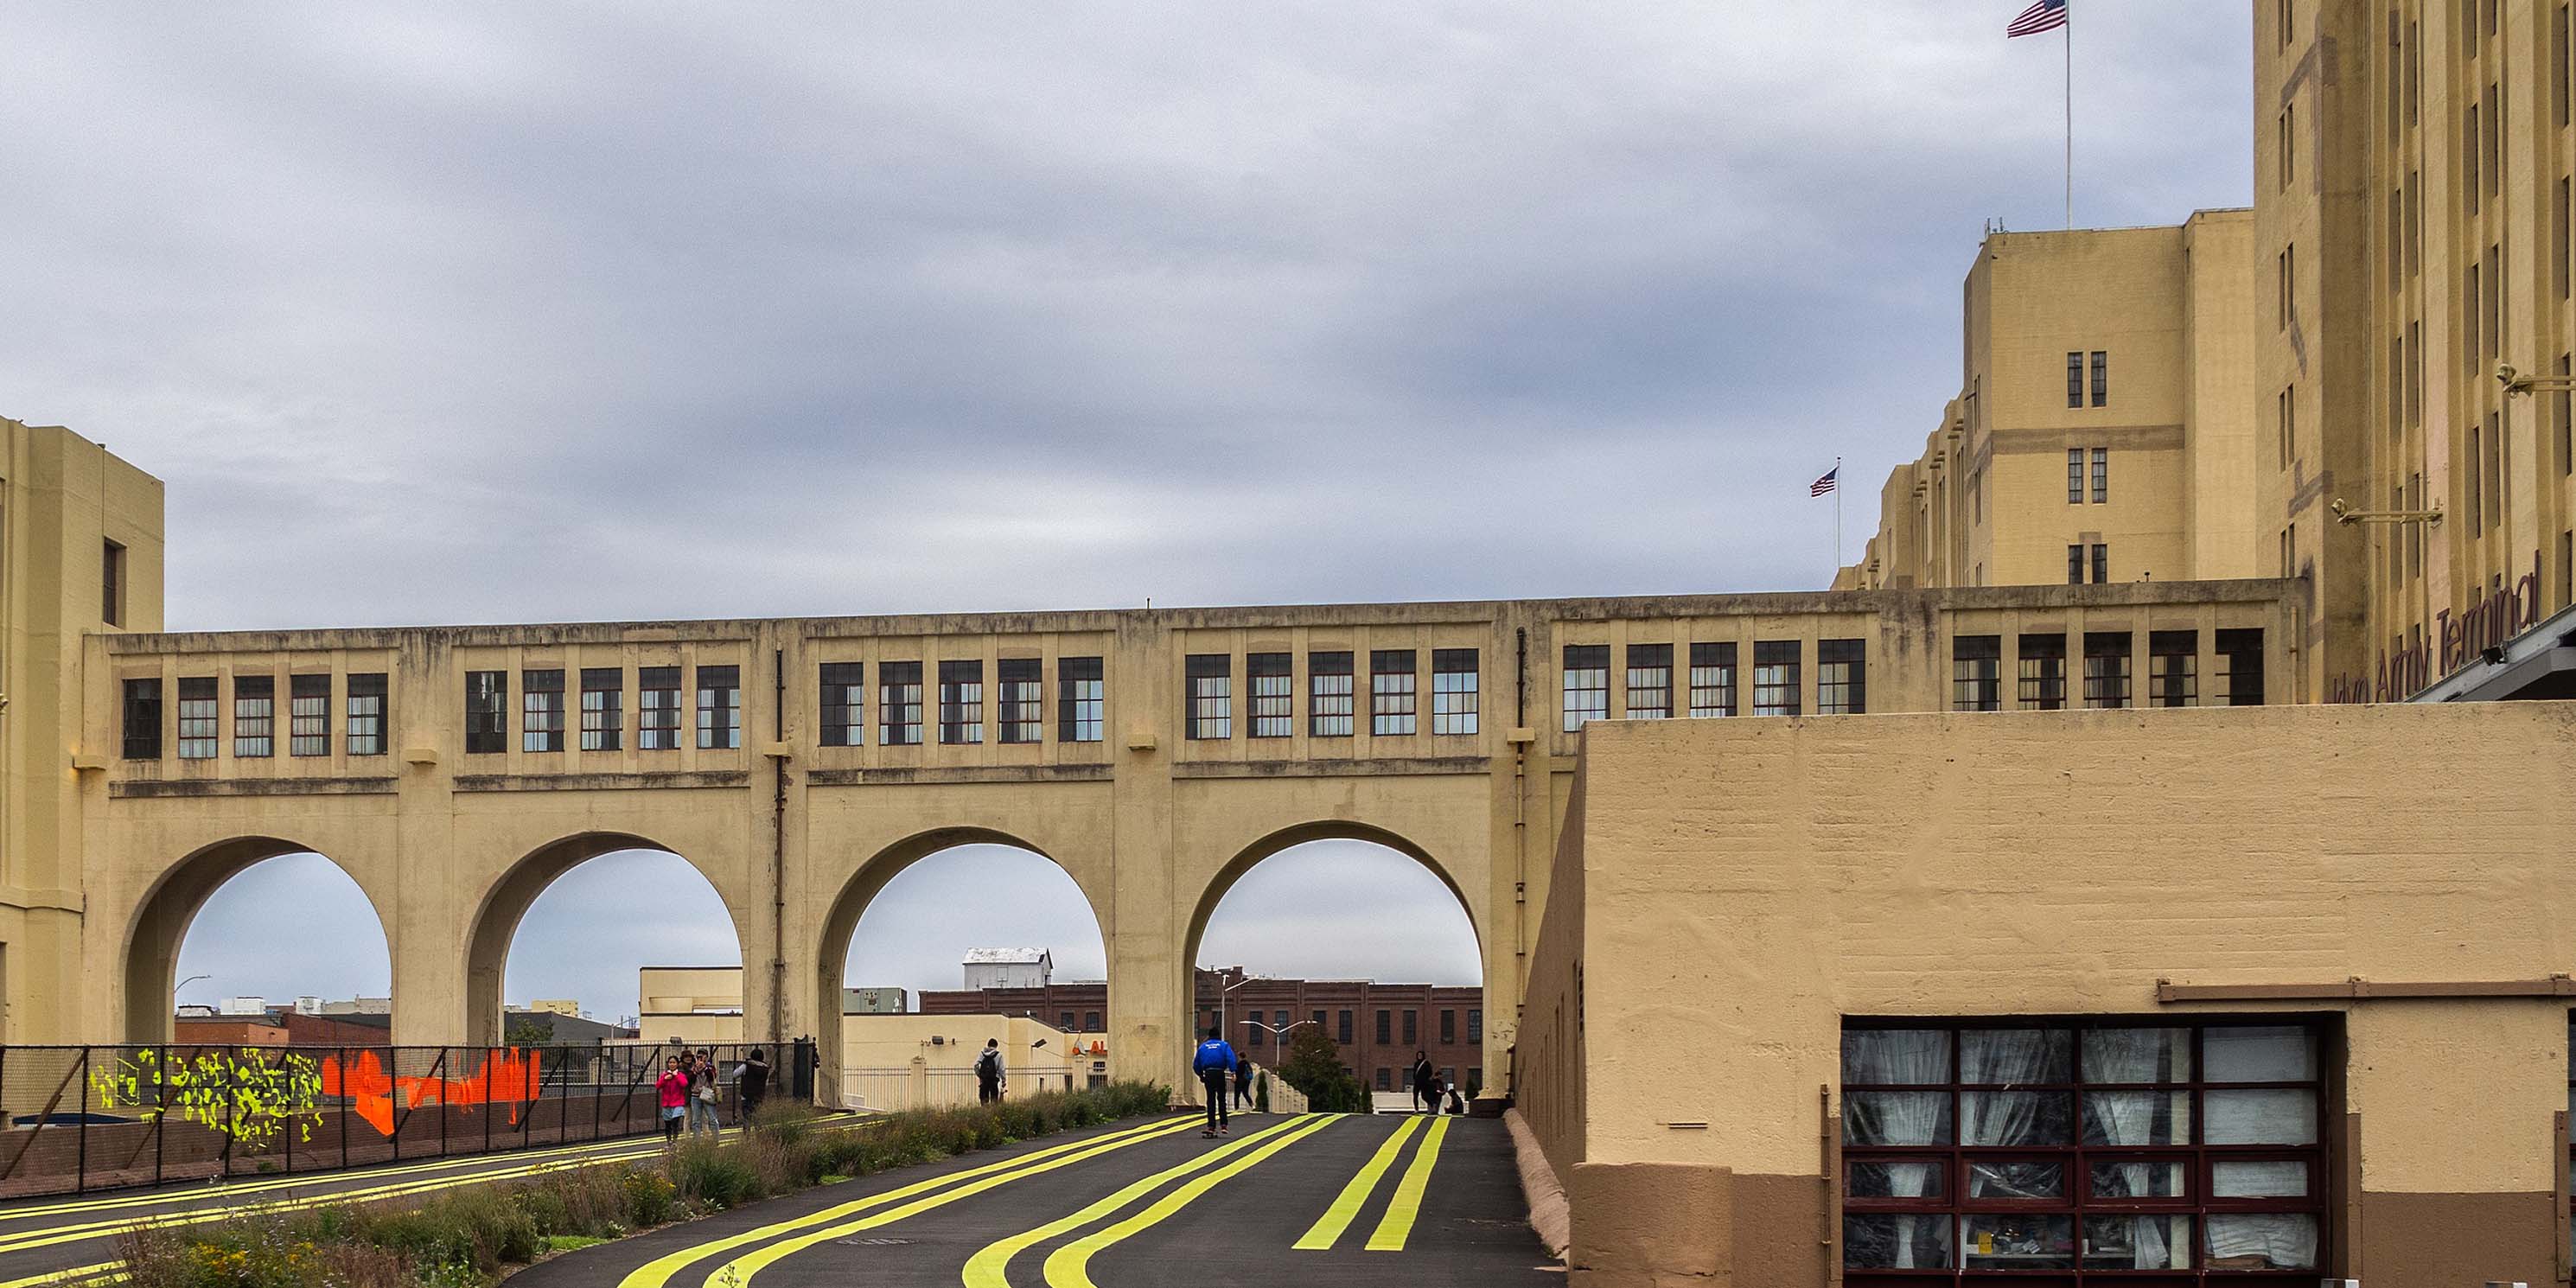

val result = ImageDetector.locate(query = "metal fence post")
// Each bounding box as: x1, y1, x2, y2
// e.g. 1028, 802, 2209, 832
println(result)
337, 1046, 348, 1170
74, 1049, 90, 1196
155, 1044, 169, 1187
437, 1048, 450, 1159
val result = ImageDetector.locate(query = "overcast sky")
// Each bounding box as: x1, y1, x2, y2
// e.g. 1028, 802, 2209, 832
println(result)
10, 3, 2254, 1021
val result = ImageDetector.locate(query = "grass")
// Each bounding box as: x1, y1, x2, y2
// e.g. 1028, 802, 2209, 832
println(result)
116, 1081, 1172, 1288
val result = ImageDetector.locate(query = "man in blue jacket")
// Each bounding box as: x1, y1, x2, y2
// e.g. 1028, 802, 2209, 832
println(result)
1190, 1026, 1238, 1138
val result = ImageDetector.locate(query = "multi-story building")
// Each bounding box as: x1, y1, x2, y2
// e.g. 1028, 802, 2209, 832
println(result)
2254, 0, 2576, 703
918, 965, 1488, 1099
1846, 5, 2576, 706
1837, 212, 2262, 596
0, 419, 163, 1045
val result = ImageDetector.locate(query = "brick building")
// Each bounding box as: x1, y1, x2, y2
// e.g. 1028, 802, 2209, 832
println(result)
917, 966, 1485, 1099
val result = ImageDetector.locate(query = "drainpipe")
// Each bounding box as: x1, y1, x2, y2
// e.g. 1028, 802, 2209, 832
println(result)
769, 646, 788, 1049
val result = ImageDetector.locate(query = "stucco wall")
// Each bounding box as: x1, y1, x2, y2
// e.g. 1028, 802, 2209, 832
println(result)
1526, 701, 2576, 1284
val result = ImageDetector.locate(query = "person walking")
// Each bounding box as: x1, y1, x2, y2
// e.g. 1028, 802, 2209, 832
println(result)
1191, 1026, 1238, 1138
1410, 1051, 1436, 1113
656, 1055, 689, 1145
975, 1038, 1005, 1105
738, 1047, 771, 1119
685, 1049, 722, 1138
1232, 1051, 1254, 1109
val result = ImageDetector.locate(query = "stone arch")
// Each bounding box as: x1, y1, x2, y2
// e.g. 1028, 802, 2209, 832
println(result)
1180, 819, 1483, 975
1174, 819, 1488, 1095
121, 837, 392, 1043
811, 826, 1112, 1102
462, 832, 751, 1046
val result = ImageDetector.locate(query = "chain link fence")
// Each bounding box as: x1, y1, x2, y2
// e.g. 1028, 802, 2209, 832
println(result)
0, 1040, 816, 1199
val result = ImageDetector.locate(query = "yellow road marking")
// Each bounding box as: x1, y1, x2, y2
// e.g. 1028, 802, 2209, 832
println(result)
614, 1116, 1194, 1288
0, 1132, 698, 1259
1041, 1114, 1337, 1288
0, 1126, 705, 1223
960, 1115, 1320, 1288
0, 1260, 123, 1288
1290, 1115, 1422, 1251
708, 1114, 1215, 1288
1362, 1115, 1451, 1251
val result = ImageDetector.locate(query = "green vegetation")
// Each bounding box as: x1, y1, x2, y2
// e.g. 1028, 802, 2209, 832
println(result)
1274, 1027, 1372, 1113
118, 1081, 1172, 1288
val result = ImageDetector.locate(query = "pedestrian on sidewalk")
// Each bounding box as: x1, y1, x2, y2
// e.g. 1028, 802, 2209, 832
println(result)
1410, 1051, 1436, 1113
656, 1055, 688, 1145
738, 1047, 771, 1119
685, 1049, 722, 1138
1192, 1026, 1238, 1138
1232, 1051, 1254, 1109
975, 1038, 1005, 1105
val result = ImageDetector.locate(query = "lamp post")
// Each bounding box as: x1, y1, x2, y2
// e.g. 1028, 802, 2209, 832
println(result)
1200, 968, 1252, 1043
175, 973, 210, 1010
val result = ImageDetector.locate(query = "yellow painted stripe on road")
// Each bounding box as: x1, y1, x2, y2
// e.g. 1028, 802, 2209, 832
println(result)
1289, 1114, 1420, 1251
710, 1114, 1213, 1288
613, 1116, 1192, 1288
0, 1259, 123, 1288
1042, 1113, 1337, 1288
0, 1135, 679, 1259
1362, 1114, 1451, 1251
960, 1115, 1319, 1288
0, 1119, 797, 1224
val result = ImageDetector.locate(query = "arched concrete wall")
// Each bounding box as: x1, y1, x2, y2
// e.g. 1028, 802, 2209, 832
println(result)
459, 831, 756, 1047
807, 824, 1113, 1100
115, 836, 395, 1043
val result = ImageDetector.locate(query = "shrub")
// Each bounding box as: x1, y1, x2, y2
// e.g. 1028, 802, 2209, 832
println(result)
118, 1081, 1175, 1288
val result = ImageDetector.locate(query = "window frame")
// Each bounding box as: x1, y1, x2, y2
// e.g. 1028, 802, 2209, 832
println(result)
521, 668, 565, 754
1561, 645, 1610, 730
290, 673, 333, 757
346, 673, 387, 756
640, 666, 684, 751
1752, 641, 1801, 717
177, 677, 220, 760
581, 667, 624, 752
1688, 641, 1738, 717
879, 661, 924, 746
1431, 647, 1480, 736
696, 664, 743, 750
1309, 651, 1355, 737
1186, 654, 1233, 741
1370, 649, 1418, 736
1952, 636, 2002, 713
1817, 639, 1867, 716
121, 678, 163, 760
1625, 643, 1673, 720
998, 658, 1043, 744
937, 660, 985, 746
1248, 653, 1294, 739
1059, 656, 1105, 743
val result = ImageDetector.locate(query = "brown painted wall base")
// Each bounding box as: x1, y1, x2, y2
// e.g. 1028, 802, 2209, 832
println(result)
2360, 1189, 2559, 1286
1568, 1161, 1825, 1285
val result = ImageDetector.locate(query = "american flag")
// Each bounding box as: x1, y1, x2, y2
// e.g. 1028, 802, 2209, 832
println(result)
2007, 0, 2069, 37
1810, 467, 1839, 498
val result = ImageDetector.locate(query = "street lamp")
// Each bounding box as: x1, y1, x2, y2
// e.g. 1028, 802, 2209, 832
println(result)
1200, 968, 1252, 1044
175, 973, 210, 1009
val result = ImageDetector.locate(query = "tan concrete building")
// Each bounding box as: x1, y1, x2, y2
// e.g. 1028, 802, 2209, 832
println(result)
1519, 702, 2576, 1285
2254, 0, 2576, 705
1838, 214, 2262, 596
0, 414, 2292, 1097
0, 419, 163, 1048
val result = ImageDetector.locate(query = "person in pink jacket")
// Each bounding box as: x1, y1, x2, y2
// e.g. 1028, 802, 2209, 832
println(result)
656, 1055, 689, 1145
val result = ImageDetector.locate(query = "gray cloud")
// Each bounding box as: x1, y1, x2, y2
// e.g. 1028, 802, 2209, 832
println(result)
48, 2, 2250, 1008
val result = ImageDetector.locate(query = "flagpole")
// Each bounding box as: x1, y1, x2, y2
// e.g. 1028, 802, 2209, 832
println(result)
2064, 0, 2074, 229
1833, 456, 1842, 573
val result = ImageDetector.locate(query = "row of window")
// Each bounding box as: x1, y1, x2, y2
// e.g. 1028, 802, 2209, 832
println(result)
815, 659, 1104, 747
1561, 640, 1866, 727
1843, 1020, 2326, 1278
118, 629, 2268, 762
2067, 543, 2111, 584
1950, 630, 2266, 711
1183, 649, 1479, 740
121, 674, 388, 761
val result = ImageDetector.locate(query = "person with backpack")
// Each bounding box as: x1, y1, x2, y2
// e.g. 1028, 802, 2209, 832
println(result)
685, 1049, 722, 1138
975, 1038, 1005, 1105
1191, 1026, 1238, 1138
736, 1047, 771, 1119
1232, 1050, 1254, 1109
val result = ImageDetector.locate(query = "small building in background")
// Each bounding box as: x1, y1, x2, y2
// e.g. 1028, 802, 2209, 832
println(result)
960, 948, 1051, 992
842, 986, 907, 1015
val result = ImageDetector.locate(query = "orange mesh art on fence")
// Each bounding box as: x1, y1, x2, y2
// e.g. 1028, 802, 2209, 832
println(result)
320, 1049, 543, 1138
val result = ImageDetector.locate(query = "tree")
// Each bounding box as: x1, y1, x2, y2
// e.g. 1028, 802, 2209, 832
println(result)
503, 1016, 552, 1049
1276, 1027, 1371, 1113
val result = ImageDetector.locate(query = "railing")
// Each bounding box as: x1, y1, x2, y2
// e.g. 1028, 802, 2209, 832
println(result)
838, 1063, 1090, 1113
0, 1040, 816, 1199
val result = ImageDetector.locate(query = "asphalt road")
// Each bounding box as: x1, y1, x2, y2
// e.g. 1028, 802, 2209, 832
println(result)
520, 1112, 1557, 1288
0, 1122, 751, 1287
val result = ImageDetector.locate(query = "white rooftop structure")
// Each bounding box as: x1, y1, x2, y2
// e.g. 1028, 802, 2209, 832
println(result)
962, 947, 1053, 992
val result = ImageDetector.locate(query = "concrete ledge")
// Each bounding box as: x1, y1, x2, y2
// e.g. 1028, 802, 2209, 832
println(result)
112, 775, 399, 799
453, 770, 749, 793
1501, 1108, 1568, 1260
1171, 756, 1489, 780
